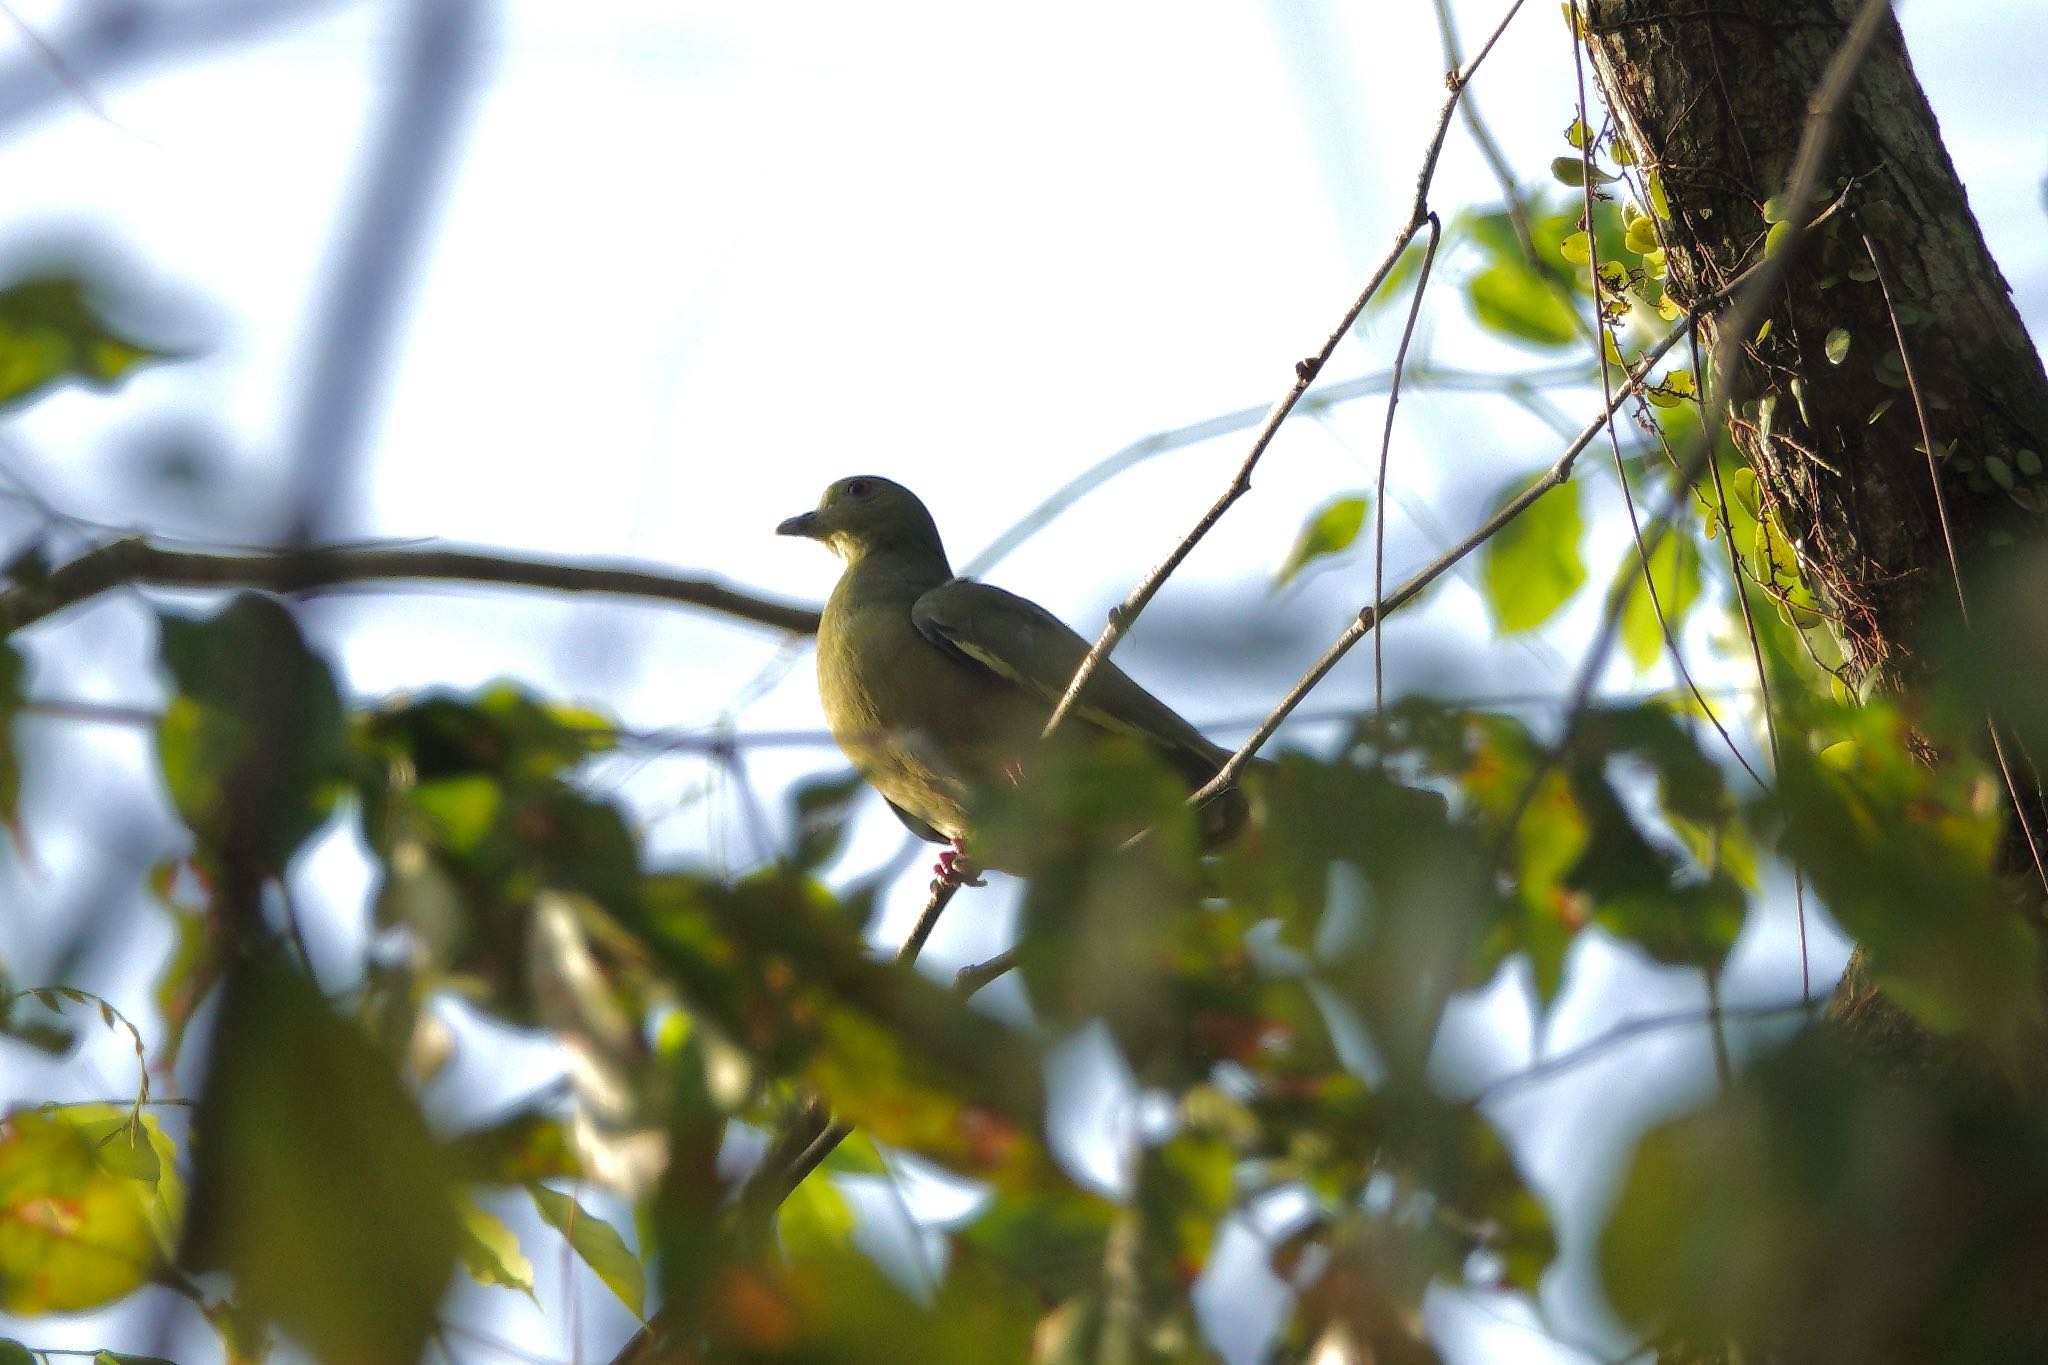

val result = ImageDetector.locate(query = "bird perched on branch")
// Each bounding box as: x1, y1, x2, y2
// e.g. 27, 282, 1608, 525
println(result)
777, 475, 1252, 885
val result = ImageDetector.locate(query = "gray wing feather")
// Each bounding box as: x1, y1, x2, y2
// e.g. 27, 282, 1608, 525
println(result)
909, 579, 1228, 771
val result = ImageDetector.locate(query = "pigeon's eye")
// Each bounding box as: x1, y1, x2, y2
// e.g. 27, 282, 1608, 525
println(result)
845, 479, 872, 498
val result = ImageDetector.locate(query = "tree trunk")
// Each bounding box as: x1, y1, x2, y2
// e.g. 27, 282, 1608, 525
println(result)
1585, 0, 2048, 687
1583, 0, 2048, 1023
1582, 3, 2048, 1354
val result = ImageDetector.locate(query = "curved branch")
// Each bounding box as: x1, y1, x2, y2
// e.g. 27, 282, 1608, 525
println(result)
0, 538, 821, 636
1038, 0, 1532, 742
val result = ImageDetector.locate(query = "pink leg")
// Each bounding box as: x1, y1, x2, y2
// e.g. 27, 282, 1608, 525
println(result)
932, 837, 987, 889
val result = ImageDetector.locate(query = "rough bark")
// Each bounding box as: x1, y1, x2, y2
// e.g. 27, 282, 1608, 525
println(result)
1587, 0, 2048, 685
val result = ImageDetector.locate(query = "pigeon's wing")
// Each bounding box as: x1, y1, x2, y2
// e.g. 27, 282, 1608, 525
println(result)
910, 579, 1227, 773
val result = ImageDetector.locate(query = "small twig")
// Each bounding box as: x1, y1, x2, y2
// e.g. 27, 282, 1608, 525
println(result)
724, 877, 966, 1223
1040, 0, 1531, 742
1691, 325, 1811, 1000
955, 947, 1019, 998
0, 537, 821, 637
1190, 309, 1697, 807
1862, 223, 2048, 896
963, 362, 1592, 578
1860, 227, 1964, 620
1371, 213, 1443, 713
1433, 0, 1541, 271
1470, 996, 1813, 1106
0, 0, 158, 144
1568, 35, 1764, 791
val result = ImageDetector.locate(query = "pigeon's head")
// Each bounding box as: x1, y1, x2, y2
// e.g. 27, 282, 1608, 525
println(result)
776, 475, 947, 565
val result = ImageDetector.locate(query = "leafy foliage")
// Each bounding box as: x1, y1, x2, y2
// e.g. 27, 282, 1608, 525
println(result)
3, 55, 2042, 1365
0, 272, 175, 410
1603, 1032, 2048, 1364
180, 960, 462, 1365
1480, 474, 1585, 634
0, 1105, 176, 1314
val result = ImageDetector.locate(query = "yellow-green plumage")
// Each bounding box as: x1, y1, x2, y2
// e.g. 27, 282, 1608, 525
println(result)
778, 475, 1248, 867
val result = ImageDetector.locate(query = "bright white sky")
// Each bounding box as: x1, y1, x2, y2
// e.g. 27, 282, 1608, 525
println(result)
2, 1, 2043, 1361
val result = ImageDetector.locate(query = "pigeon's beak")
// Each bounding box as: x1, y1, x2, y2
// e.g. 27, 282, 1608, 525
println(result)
776, 511, 823, 539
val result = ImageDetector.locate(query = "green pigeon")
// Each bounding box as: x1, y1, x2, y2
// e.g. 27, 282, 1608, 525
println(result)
778, 475, 1252, 883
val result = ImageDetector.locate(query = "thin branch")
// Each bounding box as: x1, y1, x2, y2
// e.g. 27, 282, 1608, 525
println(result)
1859, 226, 1964, 621
1039, 0, 1531, 742
963, 362, 1593, 579
1190, 307, 1697, 807
0, 537, 821, 636
1568, 35, 1764, 791
1432, 0, 1541, 270
1372, 213, 1442, 714
0, 0, 350, 138
1469, 996, 1814, 1106
955, 947, 1019, 998
1692, 324, 1810, 999
723, 876, 967, 1227
1861, 223, 2048, 896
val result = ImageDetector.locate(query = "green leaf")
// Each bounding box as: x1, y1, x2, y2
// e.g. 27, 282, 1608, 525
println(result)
1647, 169, 1670, 220
0, 274, 176, 411
790, 767, 867, 872
778, 1174, 857, 1260
1602, 1032, 2048, 1357
1772, 703, 2039, 1052
181, 961, 461, 1363
0, 1342, 31, 1365
1273, 495, 1368, 590
956, 1190, 1117, 1302
155, 595, 348, 871
456, 1195, 536, 1299
1480, 478, 1586, 634
1549, 155, 1614, 187
0, 643, 24, 847
1824, 327, 1851, 364
1614, 532, 1704, 672
0, 981, 76, 1055
1467, 264, 1579, 348
1368, 240, 1429, 313
449, 1111, 586, 1185
0, 1108, 159, 1312
529, 1183, 646, 1318
66, 1112, 161, 1185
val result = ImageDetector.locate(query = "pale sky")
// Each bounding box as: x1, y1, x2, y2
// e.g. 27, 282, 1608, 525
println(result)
2, 1, 2042, 1360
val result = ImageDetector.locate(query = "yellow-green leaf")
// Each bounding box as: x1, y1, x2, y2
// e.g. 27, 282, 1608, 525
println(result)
1481, 478, 1586, 634
456, 1195, 536, 1300
1614, 533, 1704, 672
529, 1183, 645, 1319
1468, 264, 1579, 349
780, 1175, 857, 1261
1273, 495, 1368, 590
0, 1108, 158, 1312
0, 275, 176, 411
1647, 169, 1671, 220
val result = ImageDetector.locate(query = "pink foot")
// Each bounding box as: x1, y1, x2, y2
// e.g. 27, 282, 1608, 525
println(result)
932, 838, 987, 889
